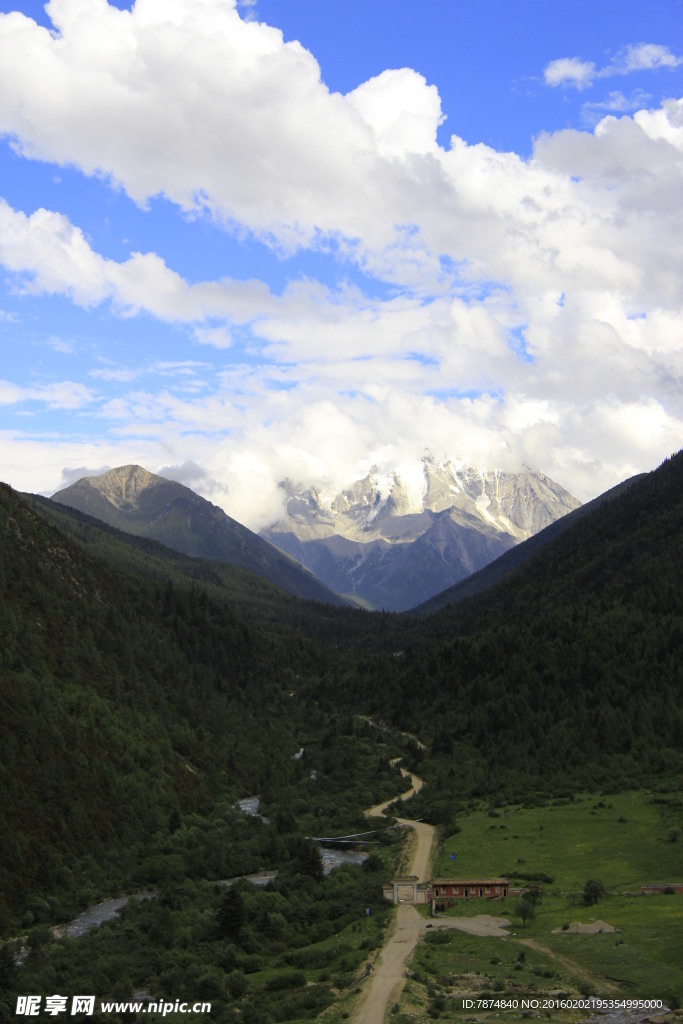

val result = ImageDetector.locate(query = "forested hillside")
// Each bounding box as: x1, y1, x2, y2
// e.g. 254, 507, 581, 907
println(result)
345, 452, 683, 820
0, 484, 394, 922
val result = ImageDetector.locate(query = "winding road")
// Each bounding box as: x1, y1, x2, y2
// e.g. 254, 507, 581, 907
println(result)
352, 767, 621, 1021
352, 769, 434, 1024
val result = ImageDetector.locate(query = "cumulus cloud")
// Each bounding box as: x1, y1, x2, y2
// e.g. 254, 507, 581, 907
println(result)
0, 1, 681, 522
0, 0, 381, 248
0, 199, 275, 323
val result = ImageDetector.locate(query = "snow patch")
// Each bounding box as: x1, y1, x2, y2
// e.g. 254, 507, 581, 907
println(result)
475, 492, 498, 525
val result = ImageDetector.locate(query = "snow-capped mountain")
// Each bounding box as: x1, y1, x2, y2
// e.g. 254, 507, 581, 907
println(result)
261, 456, 580, 611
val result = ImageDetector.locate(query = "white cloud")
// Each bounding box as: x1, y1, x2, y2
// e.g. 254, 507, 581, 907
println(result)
580, 89, 653, 126
0, 378, 96, 409
613, 43, 681, 74
544, 43, 681, 91
347, 68, 444, 158
0, 0, 445, 257
0, 1, 681, 521
544, 57, 596, 90
193, 325, 234, 349
45, 334, 76, 354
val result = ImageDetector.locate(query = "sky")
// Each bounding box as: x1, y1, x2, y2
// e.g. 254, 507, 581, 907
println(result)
0, 0, 682, 529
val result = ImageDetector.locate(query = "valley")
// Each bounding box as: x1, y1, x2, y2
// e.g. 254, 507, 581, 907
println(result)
0, 451, 682, 1020
2, 1, 681, 1020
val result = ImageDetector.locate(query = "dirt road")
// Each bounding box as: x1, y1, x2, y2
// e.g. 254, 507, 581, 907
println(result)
351, 904, 426, 1024
352, 770, 434, 1024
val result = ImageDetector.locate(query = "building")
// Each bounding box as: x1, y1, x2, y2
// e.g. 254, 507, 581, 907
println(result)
383, 876, 510, 908
430, 878, 508, 911
382, 876, 432, 905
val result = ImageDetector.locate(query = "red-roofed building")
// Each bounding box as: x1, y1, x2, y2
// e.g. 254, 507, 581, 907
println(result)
430, 878, 508, 910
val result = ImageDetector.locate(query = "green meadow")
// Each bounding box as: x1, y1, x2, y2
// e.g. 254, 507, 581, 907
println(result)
396, 789, 683, 1021
434, 789, 682, 892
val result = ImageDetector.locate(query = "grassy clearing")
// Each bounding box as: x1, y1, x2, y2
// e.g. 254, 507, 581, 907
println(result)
392, 789, 683, 1020
434, 790, 683, 892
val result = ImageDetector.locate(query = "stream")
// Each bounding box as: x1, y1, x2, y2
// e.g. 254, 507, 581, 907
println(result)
63, 892, 157, 939
59, 850, 365, 940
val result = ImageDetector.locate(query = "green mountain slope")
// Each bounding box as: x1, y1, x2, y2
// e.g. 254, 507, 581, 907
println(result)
24, 492, 366, 641
52, 465, 347, 606
413, 473, 645, 614
0, 482, 298, 911
341, 452, 683, 810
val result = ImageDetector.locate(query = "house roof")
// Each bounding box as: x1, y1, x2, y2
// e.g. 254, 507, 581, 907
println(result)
431, 878, 508, 886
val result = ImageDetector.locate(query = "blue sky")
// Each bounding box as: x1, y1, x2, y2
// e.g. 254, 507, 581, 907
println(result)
0, 0, 682, 527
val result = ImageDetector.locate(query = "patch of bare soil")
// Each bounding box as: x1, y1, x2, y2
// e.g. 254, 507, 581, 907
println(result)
551, 919, 617, 934
431, 914, 511, 938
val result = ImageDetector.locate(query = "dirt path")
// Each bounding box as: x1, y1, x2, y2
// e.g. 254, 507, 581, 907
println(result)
352, 770, 434, 1024
364, 764, 424, 819
352, 905, 426, 1024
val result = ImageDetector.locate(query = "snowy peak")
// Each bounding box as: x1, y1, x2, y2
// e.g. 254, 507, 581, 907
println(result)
275, 458, 579, 544
262, 457, 580, 611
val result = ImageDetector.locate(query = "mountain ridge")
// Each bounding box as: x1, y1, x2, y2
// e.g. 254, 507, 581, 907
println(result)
413, 471, 647, 614
52, 464, 347, 606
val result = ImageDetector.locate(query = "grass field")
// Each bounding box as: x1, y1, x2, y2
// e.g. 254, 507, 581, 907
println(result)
392, 788, 683, 1021
434, 790, 682, 892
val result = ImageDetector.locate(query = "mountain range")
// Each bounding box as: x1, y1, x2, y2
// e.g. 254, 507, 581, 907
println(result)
262, 457, 580, 610
52, 459, 579, 612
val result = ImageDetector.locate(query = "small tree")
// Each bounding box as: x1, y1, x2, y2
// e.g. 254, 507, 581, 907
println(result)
583, 878, 606, 905
218, 887, 245, 939
514, 898, 535, 927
